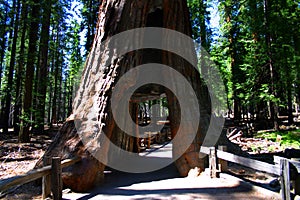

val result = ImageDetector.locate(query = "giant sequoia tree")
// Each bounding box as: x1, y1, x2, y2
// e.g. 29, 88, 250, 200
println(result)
38, 0, 211, 192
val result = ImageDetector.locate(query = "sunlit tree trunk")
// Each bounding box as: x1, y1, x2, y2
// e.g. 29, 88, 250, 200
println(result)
38, 0, 210, 191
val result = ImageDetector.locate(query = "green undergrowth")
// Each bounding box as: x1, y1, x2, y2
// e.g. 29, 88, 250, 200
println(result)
255, 129, 300, 149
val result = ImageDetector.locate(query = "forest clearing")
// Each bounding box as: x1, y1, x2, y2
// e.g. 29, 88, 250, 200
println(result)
0, 0, 300, 199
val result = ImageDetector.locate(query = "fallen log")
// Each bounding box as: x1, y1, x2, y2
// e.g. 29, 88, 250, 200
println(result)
228, 131, 243, 141
227, 128, 238, 138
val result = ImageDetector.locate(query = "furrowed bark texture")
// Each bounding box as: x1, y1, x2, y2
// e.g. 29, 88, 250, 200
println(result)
38, 0, 211, 191
161, 0, 210, 175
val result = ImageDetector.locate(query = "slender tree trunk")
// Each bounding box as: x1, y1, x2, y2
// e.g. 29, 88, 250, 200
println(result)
51, 67, 58, 125
249, 0, 258, 42
199, 0, 208, 50
85, 0, 92, 51
84, 0, 100, 52
67, 84, 73, 117
294, 32, 300, 118
3, 0, 18, 134
34, 0, 52, 133
264, 0, 278, 130
47, 83, 52, 125
57, 61, 63, 121
47, 58, 54, 125
224, 1, 240, 122
249, 0, 267, 129
47, 33, 56, 125
0, 9, 9, 97
62, 78, 66, 120
287, 83, 293, 124
199, 0, 209, 81
19, 0, 40, 142
51, 30, 60, 125
14, 0, 28, 135
284, 46, 293, 125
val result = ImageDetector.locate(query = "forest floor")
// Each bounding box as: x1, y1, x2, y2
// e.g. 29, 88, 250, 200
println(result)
0, 124, 298, 199
0, 126, 59, 199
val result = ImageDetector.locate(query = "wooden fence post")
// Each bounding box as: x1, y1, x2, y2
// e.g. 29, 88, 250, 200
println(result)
209, 147, 218, 178
291, 158, 300, 196
280, 159, 291, 200
147, 133, 151, 149
218, 146, 228, 172
42, 157, 51, 199
294, 174, 300, 196
51, 157, 62, 200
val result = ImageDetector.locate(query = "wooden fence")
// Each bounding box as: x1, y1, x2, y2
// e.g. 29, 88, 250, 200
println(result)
200, 146, 300, 200
0, 157, 80, 200
1, 147, 300, 200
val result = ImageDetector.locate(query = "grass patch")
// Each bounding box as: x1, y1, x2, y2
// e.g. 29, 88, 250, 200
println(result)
255, 129, 300, 149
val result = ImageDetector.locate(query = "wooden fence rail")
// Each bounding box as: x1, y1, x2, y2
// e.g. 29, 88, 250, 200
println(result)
200, 146, 300, 200
0, 157, 80, 200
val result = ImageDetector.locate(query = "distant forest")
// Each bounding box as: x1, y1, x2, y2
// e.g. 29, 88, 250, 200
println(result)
0, 0, 299, 142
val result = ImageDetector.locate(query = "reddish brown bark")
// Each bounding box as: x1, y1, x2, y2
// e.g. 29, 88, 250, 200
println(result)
39, 0, 211, 191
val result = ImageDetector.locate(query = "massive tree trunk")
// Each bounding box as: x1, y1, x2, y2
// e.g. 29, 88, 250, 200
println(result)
38, 0, 211, 191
